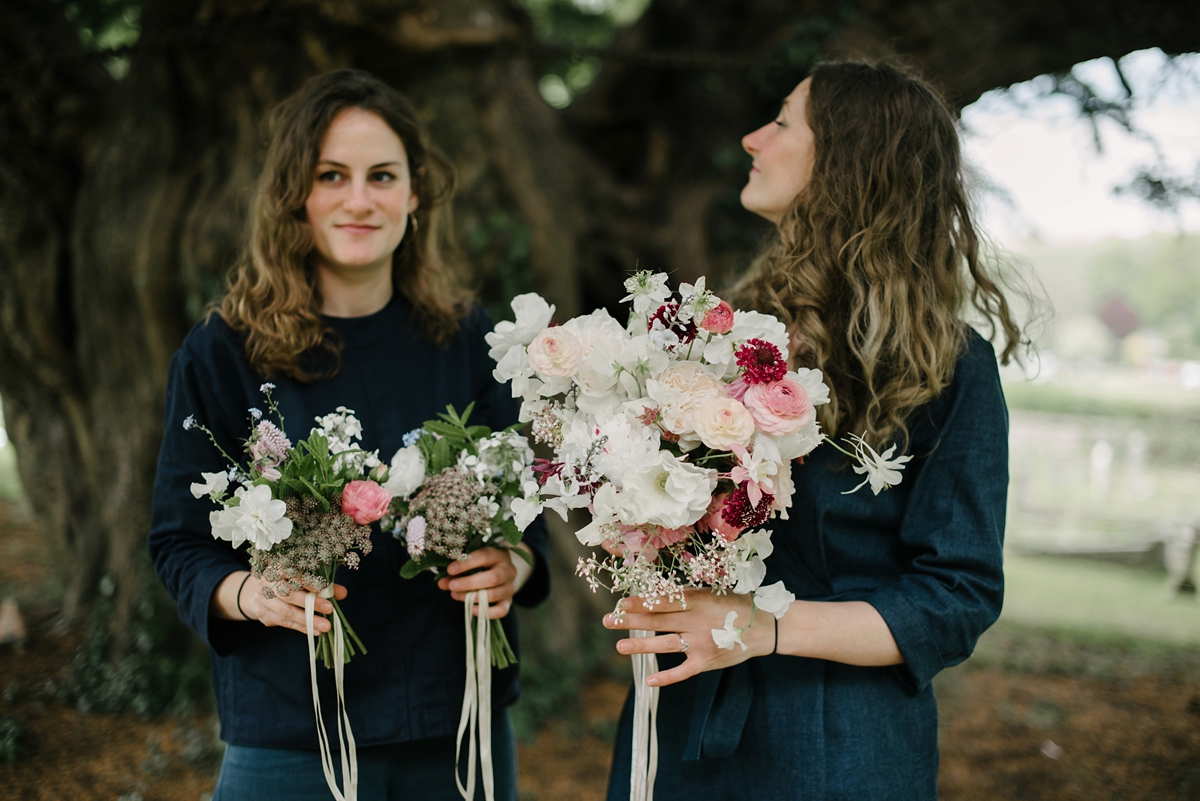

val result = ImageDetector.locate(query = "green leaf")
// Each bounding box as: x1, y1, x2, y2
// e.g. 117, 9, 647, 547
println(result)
509, 544, 535, 567
399, 554, 453, 579
296, 476, 332, 511
498, 517, 522, 545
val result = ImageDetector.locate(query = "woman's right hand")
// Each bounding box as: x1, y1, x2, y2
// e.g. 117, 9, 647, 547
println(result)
211, 570, 347, 636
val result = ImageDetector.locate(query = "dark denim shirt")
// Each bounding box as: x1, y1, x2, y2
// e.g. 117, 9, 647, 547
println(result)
609, 328, 1008, 800
148, 296, 550, 750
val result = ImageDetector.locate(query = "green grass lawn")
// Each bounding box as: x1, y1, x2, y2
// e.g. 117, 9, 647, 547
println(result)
1000, 551, 1200, 646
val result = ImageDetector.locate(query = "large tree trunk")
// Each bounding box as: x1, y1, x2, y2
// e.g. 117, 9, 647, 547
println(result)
0, 0, 1196, 664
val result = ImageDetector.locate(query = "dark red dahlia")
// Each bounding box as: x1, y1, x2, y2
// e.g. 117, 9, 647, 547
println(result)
720, 485, 774, 529
648, 302, 698, 346
735, 338, 786, 384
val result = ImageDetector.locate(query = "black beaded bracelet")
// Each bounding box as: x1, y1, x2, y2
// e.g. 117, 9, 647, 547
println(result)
236, 573, 252, 621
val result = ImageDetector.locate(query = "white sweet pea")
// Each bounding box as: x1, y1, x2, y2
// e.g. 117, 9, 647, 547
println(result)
712, 610, 747, 651
731, 529, 774, 594
493, 345, 534, 385
234, 484, 293, 551
511, 496, 544, 531
384, 446, 426, 499
209, 504, 246, 548
844, 435, 913, 496
485, 293, 556, 361
753, 581, 796, 620
190, 471, 229, 500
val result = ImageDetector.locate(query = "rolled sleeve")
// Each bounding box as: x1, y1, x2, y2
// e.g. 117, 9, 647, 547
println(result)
864, 337, 1009, 694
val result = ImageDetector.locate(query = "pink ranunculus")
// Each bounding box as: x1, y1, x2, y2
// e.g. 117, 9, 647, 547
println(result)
742, 376, 814, 435
341, 480, 392, 525
700, 300, 735, 334
526, 326, 583, 377
724, 375, 749, 402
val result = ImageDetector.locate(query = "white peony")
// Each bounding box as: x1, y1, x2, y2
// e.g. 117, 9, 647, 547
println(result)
485, 293, 555, 361
527, 327, 584, 377
234, 484, 293, 551
384, 445, 426, 499
692, 396, 756, 451
753, 581, 796, 620
620, 451, 717, 529
190, 471, 229, 500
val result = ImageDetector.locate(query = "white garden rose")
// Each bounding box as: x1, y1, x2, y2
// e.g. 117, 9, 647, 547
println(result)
620, 451, 717, 529
527, 327, 583, 377
646, 362, 725, 436
692, 396, 756, 451
485, 293, 555, 361
383, 445, 426, 499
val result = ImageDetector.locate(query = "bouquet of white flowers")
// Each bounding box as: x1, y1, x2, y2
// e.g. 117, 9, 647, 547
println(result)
186, 385, 394, 801
486, 271, 908, 801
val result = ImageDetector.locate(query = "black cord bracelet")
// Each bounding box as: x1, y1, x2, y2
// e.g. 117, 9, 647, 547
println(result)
235, 573, 252, 621
772, 614, 779, 655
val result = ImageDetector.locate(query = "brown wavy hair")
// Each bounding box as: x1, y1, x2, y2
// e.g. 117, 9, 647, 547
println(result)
219, 69, 470, 381
730, 61, 1025, 447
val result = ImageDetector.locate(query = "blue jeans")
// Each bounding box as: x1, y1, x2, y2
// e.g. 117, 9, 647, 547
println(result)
213, 711, 517, 801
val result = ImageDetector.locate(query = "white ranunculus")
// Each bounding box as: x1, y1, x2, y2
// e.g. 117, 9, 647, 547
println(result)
753, 581, 796, 620
527, 326, 584, 377
383, 446, 426, 499
190, 471, 229, 500
234, 484, 293, 551
712, 610, 747, 651
485, 293, 556, 361
209, 504, 246, 548
620, 451, 717, 529
693, 396, 756, 451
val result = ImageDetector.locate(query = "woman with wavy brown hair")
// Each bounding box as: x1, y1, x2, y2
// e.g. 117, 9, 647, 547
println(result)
604, 61, 1018, 799
149, 69, 548, 800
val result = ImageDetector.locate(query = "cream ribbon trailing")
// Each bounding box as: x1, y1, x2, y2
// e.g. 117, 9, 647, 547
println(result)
306, 587, 358, 801
456, 589, 494, 801
629, 629, 660, 801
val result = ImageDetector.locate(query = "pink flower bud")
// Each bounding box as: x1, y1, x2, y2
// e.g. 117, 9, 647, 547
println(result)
700, 300, 734, 334
341, 480, 392, 525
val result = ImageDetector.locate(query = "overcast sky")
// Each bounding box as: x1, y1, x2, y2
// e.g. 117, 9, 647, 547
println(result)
962, 49, 1200, 250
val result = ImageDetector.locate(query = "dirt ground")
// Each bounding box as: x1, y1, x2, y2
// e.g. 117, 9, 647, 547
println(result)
2, 501, 1199, 800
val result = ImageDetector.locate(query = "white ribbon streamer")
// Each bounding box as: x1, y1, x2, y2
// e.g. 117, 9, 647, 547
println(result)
456, 589, 494, 801
306, 587, 358, 801
629, 629, 659, 801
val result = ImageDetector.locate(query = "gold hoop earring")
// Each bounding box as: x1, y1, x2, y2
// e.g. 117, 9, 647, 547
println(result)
409, 213, 419, 234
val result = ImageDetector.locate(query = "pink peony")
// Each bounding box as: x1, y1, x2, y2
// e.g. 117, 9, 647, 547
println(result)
341, 480, 392, 525
699, 300, 734, 334
742, 376, 814, 435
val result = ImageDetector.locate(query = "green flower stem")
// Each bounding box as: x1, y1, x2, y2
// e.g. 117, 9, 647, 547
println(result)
489, 619, 517, 670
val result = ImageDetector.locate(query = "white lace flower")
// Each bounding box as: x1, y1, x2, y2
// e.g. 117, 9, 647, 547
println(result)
712, 610, 747, 651
234, 484, 293, 551
753, 581, 795, 620
190, 471, 229, 501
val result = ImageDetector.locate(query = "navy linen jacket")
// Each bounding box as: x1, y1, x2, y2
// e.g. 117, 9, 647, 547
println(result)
609, 329, 1008, 800
148, 297, 550, 749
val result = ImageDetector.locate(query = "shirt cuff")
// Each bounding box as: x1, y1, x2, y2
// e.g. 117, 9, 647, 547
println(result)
864, 585, 946, 695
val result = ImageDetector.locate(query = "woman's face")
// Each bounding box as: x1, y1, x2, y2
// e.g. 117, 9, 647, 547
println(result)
305, 107, 418, 277
740, 77, 816, 224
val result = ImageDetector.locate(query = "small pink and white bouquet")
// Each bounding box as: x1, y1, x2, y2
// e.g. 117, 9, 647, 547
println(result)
185, 385, 389, 669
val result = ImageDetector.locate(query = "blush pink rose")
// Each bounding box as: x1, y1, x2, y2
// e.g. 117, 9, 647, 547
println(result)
341, 480, 392, 525
699, 300, 735, 334
742, 376, 814, 435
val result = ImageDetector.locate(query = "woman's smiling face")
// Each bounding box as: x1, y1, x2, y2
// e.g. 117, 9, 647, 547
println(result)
305, 107, 418, 277
740, 77, 816, 224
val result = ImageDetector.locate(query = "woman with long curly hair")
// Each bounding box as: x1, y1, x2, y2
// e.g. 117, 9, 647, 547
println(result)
604, 61, 1020, 799
149, 69, 548, 800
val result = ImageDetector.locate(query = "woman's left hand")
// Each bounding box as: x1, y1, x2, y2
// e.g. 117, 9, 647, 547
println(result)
437, 546, 527, 619
603, 589, 775, 687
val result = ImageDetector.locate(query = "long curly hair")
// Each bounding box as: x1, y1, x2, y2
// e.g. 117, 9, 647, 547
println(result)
219, 69, 470, 381
730, 61, 1024, 446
